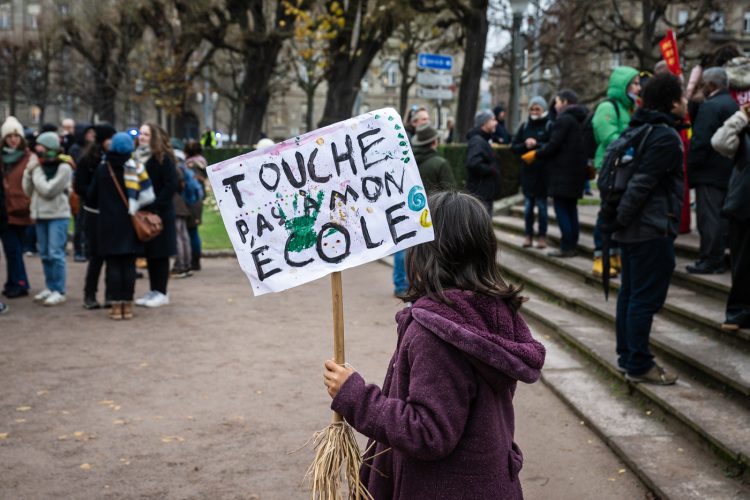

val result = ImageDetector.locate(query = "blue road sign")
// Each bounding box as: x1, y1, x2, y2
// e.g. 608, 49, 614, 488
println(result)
417, 53, 453, 71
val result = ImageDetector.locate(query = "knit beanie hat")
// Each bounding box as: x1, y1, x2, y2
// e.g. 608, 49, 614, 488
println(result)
528, 96, 548, 112
411, 125, 440, 146
110, 132, 135, 155
94, 124, 117, 145
474, 109, 495, 128
36, 131, 61, 152
1, 116, 24, 140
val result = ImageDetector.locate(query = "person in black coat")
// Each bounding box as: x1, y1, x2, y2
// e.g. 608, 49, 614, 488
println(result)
88, 133, 144, 320
75, 124, 116, 309
465, 110, 500, 213
686, 67, 739, 274
608, 74, 686, 385
0, 167, 6, 314
492, 105, 511, 144
511, 96, 552, 248
534, 90, 588, 257
134, 123, 177, 308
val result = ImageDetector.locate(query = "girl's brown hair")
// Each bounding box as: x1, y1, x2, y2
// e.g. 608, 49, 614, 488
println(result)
144, 122, 176, 165
3, 135, 27, 151
403, 191, 524, 311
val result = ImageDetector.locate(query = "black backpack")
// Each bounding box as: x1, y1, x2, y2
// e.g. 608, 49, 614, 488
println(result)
581, 98, 621, 164
597, 123, 657, 230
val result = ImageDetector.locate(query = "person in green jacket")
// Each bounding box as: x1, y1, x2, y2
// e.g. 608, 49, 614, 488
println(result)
592, 66, 641, 278
411, 125, 456, 195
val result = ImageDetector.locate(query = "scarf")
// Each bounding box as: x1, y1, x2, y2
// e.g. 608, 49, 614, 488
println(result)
2, 147, 24, 166
123, 158, 155, 215
134, 144, 152, 166
41, 157, 60, 180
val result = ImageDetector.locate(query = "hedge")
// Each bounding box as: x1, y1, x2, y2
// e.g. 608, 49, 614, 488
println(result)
204, 144, 521, 200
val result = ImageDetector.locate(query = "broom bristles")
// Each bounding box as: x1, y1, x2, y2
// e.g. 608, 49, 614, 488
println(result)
302, 421, 373, 500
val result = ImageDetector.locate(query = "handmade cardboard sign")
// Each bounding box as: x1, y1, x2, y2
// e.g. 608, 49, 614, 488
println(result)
207, 108, 435, 296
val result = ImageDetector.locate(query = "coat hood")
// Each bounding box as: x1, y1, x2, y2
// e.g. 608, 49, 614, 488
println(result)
725, 57, 750, 90
466, 127, 491, 141
561, 104, 589, 123
607, 66, 640, 109
402, 290, 545, 386
629, 107, 679, 128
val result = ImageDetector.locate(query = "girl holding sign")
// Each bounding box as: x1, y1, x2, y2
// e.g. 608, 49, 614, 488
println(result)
323, 191, 546, 499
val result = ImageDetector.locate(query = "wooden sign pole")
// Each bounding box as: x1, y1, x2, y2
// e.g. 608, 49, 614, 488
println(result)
331, 271, 345, 423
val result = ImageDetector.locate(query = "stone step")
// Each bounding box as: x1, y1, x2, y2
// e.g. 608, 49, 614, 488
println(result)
495, 229, 750, 397
536, 318, 750, 499
495, 214, 732, 303
509, 203, 704, 260
536, 321, 750, 498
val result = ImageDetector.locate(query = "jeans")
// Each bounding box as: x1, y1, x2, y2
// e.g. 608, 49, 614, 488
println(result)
553, 197, 579, 252
36, 218, 69, 294
188, 226, 201, 256
393, 250, 407, 294
106, 255, 136, 301
616, 237, 675, 375
593, 211, 620, 257
23, 224, 37, 253
1, 224, 30, 294
524, 196, 548, 237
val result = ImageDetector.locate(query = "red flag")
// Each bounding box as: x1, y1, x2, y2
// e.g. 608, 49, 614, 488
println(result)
659, 29, 682, 76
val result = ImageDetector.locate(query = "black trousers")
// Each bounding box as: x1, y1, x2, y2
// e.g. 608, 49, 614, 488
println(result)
84, 212, 106, 297
727, 221, 750, 326
106, 255, 136, 301
695, 185, 729, 266
147, 257, 170, 294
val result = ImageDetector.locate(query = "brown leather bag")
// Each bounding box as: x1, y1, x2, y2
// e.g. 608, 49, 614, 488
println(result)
107, 163, 163, 242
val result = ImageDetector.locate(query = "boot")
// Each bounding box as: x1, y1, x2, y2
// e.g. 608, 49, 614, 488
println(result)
109, 302, 123, 320
592, 257, 618, 278
83, 293, 101, 310
536, 236, 547, 249
121, 301, 134, 320
522, 236, 533, 248
191, 252, 201, 271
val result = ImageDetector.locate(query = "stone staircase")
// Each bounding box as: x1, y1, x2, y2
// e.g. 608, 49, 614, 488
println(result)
494, 202, 750, 499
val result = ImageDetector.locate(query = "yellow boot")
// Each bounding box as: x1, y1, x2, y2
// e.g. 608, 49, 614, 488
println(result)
611, 254, 622, 272
592, 257, 618, 277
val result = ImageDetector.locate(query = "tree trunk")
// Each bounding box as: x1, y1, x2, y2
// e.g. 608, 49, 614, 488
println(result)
94, 71, 117, 125
236, 42, 284, 145
454, 0, 489, 142
318, 63, 360, 127
399, 49, 415, 118
306, 87, 315, 133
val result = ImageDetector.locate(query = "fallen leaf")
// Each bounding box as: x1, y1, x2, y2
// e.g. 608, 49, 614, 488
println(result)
587, 439, 593, 444
161, 436, 185, 443
60, 410, 70, 415
73, 431, 84, 437
36, 390, 49, 396
80, 463, 92, 470
618, 469, 626, 474
112, 419, 126, 425
99, 400, 114, 405
607, 477, 616, 482
119, 458, 131, 465
113, 406, 121, 411
58, 435, 68, 440
255, 390, 263, 395
15, 419, 26, 423
0, 433, 8, 440
16, 406, 31, 412
677, 447, 684, 453
645, 410, 652, 416
186, 416, 194, 421
139, 362, 148, 368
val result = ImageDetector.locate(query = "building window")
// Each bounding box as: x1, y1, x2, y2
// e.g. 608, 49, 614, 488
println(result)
710, 11, 725, 33
677, 10, 689, 27
0, 1, 12, 30
744, 12, 750, 33
26, 3, 40, 30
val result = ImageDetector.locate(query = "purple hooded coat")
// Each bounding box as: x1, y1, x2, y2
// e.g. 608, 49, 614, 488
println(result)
331, 289, 546, 499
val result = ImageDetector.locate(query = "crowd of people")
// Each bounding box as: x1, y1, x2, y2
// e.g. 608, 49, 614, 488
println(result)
0, 118, 208, 318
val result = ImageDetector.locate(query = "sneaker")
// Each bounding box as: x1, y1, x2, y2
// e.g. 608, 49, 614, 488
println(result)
171, 269, 190, 279
74, 253, 87, 263
136, 258, 147, 269
626, 364, 677, 385
536, 237, 547, 249
3, 288, 29, 299
686, 261, 726, 274
144, 291, 169, 308
83, 294, 101, 310
34, 289, 53, 303
135, 290, 156, 307
548, 249, 578, 258
0, 302, 8, 315
43, 291, 67, 306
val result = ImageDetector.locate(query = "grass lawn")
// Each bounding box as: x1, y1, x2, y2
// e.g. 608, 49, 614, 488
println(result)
199, 208, 233, 250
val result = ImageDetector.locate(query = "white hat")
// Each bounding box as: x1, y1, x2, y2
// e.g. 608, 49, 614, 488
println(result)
255, 138, 275, 150
1, 116, 24, 140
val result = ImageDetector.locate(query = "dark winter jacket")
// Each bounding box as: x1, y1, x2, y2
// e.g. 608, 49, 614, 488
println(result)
711, 110, 750, 222
87, 153, 143, 256
0, 167, 6, 233
465, 128, 501, 202
69, 123, 93, 165
613, 108, 684, 244
332, 290, 546, 500
412, 145, 456, 195
74, 145, 102, 207
493, 121, 512, 145
511, 115, 552, 198
687, 89, 739, 189
141, 153, 178, 258
534, 105, 588, 199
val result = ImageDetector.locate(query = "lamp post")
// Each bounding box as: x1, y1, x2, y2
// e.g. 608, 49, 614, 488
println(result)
508, 0, 528, 132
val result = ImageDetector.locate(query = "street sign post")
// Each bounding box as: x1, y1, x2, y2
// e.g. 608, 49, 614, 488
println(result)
417, 87, 453, 100
416, 72, 454, 87
417, 53, 453, 71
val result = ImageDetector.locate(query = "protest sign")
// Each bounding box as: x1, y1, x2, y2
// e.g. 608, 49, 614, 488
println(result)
207, 108, 435, 296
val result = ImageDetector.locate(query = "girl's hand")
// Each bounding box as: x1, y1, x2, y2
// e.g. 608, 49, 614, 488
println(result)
323, 360, 355, 399
525, 137, 537, 149
741, 103, 750, 120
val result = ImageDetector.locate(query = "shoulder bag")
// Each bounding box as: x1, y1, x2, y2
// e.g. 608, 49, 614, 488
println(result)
107, 163, 163, 242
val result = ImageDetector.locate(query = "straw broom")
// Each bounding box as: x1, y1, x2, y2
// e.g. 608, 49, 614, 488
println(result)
303, 271, 373, 500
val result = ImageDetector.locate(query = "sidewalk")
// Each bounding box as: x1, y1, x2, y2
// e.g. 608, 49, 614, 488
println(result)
0, 256, 646, 499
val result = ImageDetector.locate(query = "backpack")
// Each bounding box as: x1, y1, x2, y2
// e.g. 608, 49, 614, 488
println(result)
597, 124, 656, 230
180, 165, 203, 206
582, 98, 621, 164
